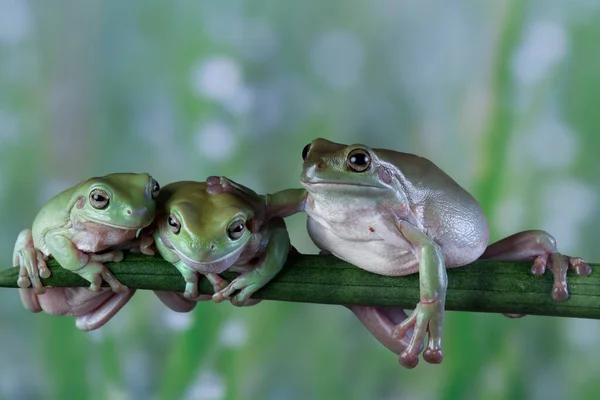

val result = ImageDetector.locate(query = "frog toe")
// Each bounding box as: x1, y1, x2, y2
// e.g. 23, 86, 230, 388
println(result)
423, 348, 443, 364
399, 351, 419, 369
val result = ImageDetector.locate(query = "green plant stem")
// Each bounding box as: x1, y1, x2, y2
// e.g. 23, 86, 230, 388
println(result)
1, 253, 599, 319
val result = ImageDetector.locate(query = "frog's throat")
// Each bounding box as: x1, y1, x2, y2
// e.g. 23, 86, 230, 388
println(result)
177, 244, 246, 274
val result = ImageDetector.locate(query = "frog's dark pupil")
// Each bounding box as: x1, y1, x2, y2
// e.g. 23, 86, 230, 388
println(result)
351, 154, 369, 165
93, 194, 105, 202
302, 144, 311, 160
233, 223, 243, 232
153, 181, 160, 192
168, 217, 177, 227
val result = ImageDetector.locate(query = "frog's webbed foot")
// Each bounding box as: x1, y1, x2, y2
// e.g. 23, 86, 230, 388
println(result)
13, 229, 49, 294
391, 299, 444, 369
139, 232, 156, 256
482, 230, 591, 302
212, 271, 263, 307
206, 176, 266, 231
78, 261, 128, 293
205, 176, 247, 196
171, 261, 204, 299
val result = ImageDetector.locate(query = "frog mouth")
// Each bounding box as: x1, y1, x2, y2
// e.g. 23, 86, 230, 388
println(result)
301, 180, 383, 189
177, 245, 246, 274
80, 217, 151, 231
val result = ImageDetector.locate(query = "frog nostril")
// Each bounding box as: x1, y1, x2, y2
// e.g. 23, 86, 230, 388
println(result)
126, 209, 132, 215
210, 244, 215, 251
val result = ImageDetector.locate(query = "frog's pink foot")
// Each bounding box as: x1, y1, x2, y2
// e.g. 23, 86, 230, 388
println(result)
205, 176, 233, 195
347, 306, 413, 355
139, 233, 155, 256
153, 291, 211, 312
482, 230, 591, 302
392, 300, 444, 369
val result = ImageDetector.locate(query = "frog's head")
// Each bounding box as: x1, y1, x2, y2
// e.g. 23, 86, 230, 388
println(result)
300, 138, 392, 194
159, 182, 253, 271
71, 173, 159, 229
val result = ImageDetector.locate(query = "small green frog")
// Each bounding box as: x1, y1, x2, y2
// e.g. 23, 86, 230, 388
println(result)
13, 173, 160, 294
209, 138, 590, 368
151, 181, 289, 307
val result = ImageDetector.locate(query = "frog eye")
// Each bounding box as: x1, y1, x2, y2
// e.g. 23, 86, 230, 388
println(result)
151, 179, 160, 199
302, 143, 311, 161
89, 189, 110, 209
347, 148, 371, 172
167, 214, 181, 234
227, 219, 246, 240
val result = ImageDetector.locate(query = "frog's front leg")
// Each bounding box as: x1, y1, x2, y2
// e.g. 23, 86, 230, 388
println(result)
13, 229, 50, 293
213, 225, 289, 307
386, 220, 447, 368
481, 230, 591, 301
172, 261, 202, 299
44, 234, 127, 293
206, 176, 308, 220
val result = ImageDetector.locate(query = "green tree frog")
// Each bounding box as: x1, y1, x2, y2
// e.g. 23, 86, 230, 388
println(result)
208, 138, 591, 368
150, 180, 289, 309
13, 173, 160, 294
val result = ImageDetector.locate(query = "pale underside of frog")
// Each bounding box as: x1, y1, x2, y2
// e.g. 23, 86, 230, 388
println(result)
151, 180, 290, 311
13, 173, 162, 330
208, 138, 591, 368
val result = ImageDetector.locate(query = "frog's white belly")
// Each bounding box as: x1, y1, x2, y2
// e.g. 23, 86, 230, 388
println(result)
306, 215, 419, 277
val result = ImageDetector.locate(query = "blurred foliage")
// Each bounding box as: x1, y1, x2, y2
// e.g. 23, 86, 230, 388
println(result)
1, 0, 599, 399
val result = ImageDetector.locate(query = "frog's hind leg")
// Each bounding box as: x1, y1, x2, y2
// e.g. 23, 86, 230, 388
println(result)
153, 291, 211, 312
13, 229, 50, 294
347, 306, 417, 355
75, 289, 137, 331
481, 230, 591, 301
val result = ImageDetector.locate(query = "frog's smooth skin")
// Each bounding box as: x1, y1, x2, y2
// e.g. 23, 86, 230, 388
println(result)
152, 181, 289, 308
210, 138, 591, 368
20, 287, 136, 331
13, 173, 160, 294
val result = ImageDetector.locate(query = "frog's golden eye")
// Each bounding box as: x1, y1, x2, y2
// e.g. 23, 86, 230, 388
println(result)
227, 219, 246, 240
89, 189, 110, 209
151, 179, 160, 199
347, 148, 371, 172
302, 143, 311, 161
168, 214, 181, 234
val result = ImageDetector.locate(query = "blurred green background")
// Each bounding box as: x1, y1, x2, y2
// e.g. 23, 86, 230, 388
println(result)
1, 0, 600, 399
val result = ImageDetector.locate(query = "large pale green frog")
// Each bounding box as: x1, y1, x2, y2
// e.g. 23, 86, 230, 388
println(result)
151, 180, 289, 309
209, 138, 590, 368
14, 173, 160, 330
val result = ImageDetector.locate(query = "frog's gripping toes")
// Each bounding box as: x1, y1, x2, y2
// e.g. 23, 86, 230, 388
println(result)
13, 229, 50, 294
481, 230, 591, 302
